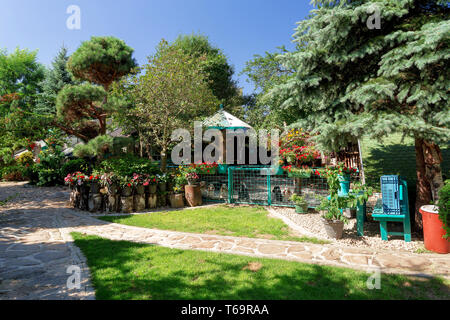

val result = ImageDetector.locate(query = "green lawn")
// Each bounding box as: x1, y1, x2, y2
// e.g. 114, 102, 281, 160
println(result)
98, 205, 328, 244
72, 233, 450, 300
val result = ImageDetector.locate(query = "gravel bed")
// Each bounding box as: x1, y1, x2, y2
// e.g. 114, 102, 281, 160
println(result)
273, 207, 424, 253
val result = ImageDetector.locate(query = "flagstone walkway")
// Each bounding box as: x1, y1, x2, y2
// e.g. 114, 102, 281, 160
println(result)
1, 182, 449, 300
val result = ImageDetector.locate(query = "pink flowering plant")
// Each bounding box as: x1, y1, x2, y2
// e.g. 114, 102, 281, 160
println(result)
143, 174, 158, 186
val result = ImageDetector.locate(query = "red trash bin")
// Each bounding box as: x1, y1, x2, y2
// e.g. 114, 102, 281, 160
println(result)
420, 205, 450, 254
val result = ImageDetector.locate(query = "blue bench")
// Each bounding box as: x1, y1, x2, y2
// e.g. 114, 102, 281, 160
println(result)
372, 175, 411, 242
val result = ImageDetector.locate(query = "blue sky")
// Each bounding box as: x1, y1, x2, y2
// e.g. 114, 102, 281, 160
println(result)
0, 0, 313, 95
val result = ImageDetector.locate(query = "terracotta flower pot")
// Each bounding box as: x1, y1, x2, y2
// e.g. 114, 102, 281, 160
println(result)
420, 205, 450, 254
169, 193, 184, 208
185, 185, 202, 207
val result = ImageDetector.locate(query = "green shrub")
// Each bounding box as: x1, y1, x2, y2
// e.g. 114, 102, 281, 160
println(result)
37, 168, 62, 186
438, 180, 450, 239
1, 165, 27, 181
73, 135, 116, 161
99, 154, 160, 176
23, 165, 39, 184
34, 147, 66, 186
73, 144, 96, 159
61, 159, 90, 178
16, 151, 34, 167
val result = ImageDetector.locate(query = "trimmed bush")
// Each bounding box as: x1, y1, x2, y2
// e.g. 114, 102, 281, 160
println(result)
99, 154, 160, 176
61, 159, 90, 178
438, 180, 450, 239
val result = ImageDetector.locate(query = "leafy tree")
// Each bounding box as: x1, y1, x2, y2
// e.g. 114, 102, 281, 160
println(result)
56, 36, 137, 141
172, 34, 242, 114
266, 0, 449, 228
0, 48, 45, 164
241, 47, 295, 129
119, 40, 219, 171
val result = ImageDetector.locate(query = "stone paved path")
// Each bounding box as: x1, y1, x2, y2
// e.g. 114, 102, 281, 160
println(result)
1, 183, 449, 300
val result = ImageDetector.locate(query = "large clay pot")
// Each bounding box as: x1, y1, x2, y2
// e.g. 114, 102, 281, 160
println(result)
146, 194, 157, 209
107, 195, 120, 213
322, 219, 344, 239
148, 184, 157, 194
91, 182, 100, 194
91, 193, 103, 213
420, 205, 450, 254
133, 194, 146, 212
169, 194, 184, 208
121, 196, 134, 213
122, 186, 133, 197
107, 184, 118, 196
185, 185, 202, 207
158, 182, 167, 193
80, 185, 90, 211
135, 185, 145, 195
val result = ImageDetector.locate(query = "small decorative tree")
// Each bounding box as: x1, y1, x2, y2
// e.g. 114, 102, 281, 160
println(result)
56, 37, 137, 141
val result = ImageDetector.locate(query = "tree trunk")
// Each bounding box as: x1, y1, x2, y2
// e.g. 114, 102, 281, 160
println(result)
52, 121, 90, 143
160, 147, 168, 172
99, 115, 107, 136
422, 140, 444, 202
139, 133, 144, 158
415, 138, 431, 231
414, 138, 444, 231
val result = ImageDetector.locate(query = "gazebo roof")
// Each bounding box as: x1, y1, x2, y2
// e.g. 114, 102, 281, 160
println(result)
203, 105, 252, 130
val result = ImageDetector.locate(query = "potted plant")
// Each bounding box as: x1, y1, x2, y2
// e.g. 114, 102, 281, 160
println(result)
131, 173, 146, 195
144, 174, 158, 194
317, 195, 348, 239
120, 176, 134, 197
195, 162, 219, 175
169, 185, 185, 208
291, 194, 309, 213
88, 174, 101, 194
73, 172, 89, 211
157, 173, 168, 192
186, 172, 200, 186
183, 170, 202, 207
100, 172, 120, 195
420, 180, 450, 254
336, 164, 358, 196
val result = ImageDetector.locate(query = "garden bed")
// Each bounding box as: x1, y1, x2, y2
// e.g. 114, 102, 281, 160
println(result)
272, 206, 425, 253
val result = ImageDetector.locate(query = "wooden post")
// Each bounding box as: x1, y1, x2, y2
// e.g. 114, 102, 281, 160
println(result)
357, 139, 366, 185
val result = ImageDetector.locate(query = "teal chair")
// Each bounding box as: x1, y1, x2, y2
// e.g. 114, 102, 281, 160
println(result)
372, 176, 412, 242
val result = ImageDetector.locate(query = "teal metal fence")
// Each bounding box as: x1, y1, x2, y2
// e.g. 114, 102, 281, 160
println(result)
199, 166, 329, 208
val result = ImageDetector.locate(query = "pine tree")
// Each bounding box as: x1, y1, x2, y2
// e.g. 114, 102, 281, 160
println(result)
55, 36, 137, 142
267, 0, 449, 229
35, 46, 74, 116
